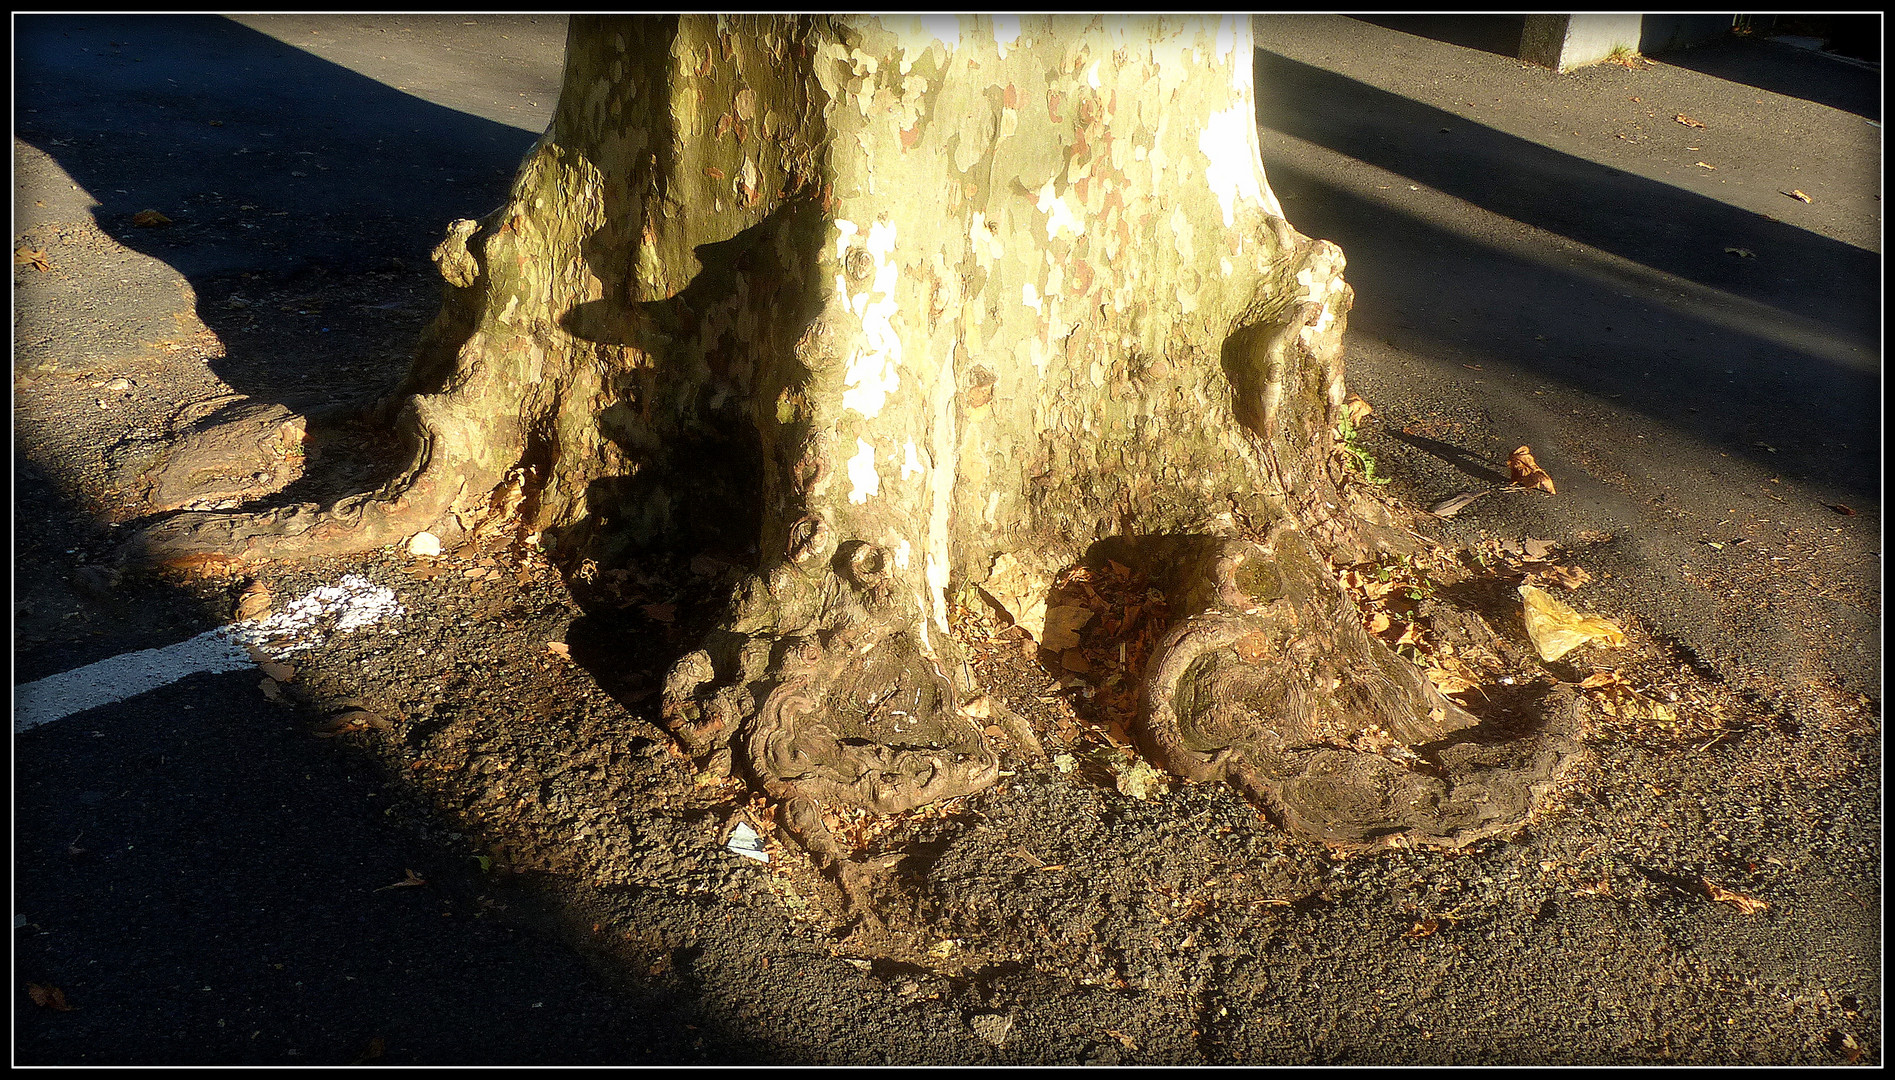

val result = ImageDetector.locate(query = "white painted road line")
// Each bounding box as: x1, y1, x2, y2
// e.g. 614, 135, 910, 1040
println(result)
14, 630, 256, 734
13, 575, 403, 734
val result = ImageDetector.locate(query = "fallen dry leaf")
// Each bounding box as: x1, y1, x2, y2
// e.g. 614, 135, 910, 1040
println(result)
1519, 585, 1624, 661
1836, 1031, 1862, 1064
1508, 446, 1556, 495
1702, 879, 1768, 914
27, 984, 74, 1011
1425, 665, 1479, 696
1040, 604, 1094, 651
1342, 393, 1373, 427
130, 209, 172, 227
234, 581, 272, 621
258, 677, 285, 702
314, 710, 379, 737
1580, 671, 1676, 722
1104, 1029, 1140, 1052
1402, 917, 1441, 939
1782, 189, 1812, 203
1674, 113, 1706, 128
546, 641, 572, 660
1541, 564, 1593, 590
375, 868, 427, 892
1521, 537, 1559, 562
1828, 503, 1856, 516
257, 660, 296, 683
1693, 161, 1716, 170
1427, 490, 1488, 518
15, 246, 52, 271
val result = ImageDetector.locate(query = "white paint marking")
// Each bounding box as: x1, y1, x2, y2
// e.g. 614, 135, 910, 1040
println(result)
14, 575, 403, 734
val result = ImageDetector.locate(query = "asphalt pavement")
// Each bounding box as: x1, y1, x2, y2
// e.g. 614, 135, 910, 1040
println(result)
15, 16, 699, 1065
1250, 15, 1880, 707
14, 14, 1883, 1064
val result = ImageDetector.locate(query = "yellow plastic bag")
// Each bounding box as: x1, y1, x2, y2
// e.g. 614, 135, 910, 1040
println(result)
1518, 585, 1625, 661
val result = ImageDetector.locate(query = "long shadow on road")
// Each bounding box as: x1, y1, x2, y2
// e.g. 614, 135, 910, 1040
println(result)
10, 15, 769, 1066
1252, 48, 1880, 500
1253, 49, 1881, 343
13, 13, 545, 497
1657, 34, 1882, 120
14, 15, 538, 280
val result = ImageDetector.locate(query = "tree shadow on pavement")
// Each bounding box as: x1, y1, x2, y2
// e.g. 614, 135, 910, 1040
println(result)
1264, 156, 1879, 501
1385, 431, 1511, 486
9, 15, 792, 1066
1252, 49, 1881, 343
1349, 15, 1527, 58
1251, 50, 1879, 500
1659, 34, 1880, 120
13, 15, 547, 515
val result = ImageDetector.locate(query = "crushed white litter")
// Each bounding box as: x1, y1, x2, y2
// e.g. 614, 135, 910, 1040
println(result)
726, 822, 770, 863
224, 574, 405, 656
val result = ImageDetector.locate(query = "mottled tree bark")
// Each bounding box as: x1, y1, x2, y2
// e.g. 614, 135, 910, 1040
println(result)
137, 15, 1577, 858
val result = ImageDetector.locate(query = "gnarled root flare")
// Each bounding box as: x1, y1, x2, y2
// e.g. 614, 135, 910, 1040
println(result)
1138, 525, 1583, 851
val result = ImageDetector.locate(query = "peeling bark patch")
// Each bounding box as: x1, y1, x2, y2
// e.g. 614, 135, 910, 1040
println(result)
840, 222, 903, 417
916, 14, 960, 52
993, 16, 1021, 59
1199, 104, 1265, 228
847, 438, 880, 503
1036, 180, 1085, 240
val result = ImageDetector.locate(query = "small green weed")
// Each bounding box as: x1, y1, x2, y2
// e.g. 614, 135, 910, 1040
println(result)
1336, 413, 1391, 485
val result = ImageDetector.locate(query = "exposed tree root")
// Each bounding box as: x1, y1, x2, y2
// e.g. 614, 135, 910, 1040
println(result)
1137, 527, 1585, 851
122, 395, 496, 567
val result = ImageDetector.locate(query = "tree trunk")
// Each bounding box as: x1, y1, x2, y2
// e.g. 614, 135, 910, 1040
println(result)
136, 15, 1578, 859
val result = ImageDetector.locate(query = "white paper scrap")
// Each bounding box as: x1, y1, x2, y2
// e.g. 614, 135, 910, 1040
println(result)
726, 822, 770, 863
